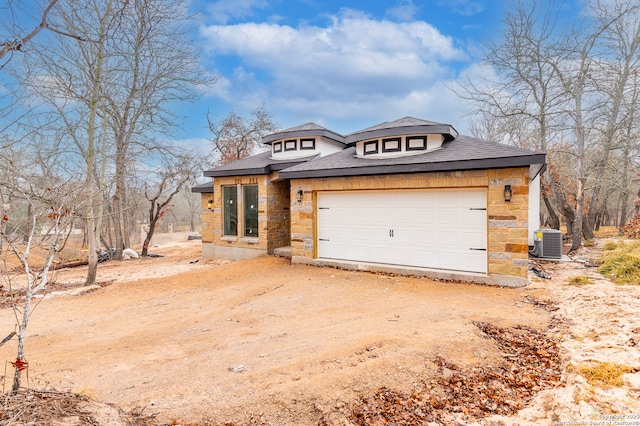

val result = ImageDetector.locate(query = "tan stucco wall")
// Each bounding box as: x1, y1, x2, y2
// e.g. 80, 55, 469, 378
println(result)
289, 167, 531, 281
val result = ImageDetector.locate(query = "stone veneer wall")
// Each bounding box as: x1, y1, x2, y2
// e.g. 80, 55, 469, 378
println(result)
206, 173, 290, 259
290, 167, 531, 280
200, 192, 215, 243
266, 176, 291, 251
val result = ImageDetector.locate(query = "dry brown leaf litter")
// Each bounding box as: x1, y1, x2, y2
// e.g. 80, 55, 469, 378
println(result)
349, 322, 562, 425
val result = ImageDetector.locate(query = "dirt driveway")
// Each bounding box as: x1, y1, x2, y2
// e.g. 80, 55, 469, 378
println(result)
0, 240, 551, 424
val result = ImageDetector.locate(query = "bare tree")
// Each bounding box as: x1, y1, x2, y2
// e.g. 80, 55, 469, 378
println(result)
454, 0, 640, 250
453, 0, 567, 231
0, 168, 80, 393
207, 106, 278, 165
0, 0, 84, 68
93, 0, 210, 260
586, 0, 640, 232
140, 152, 202, 256
13, 0, 209, 284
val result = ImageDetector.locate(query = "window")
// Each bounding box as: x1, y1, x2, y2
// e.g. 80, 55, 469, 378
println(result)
284, 139, 297, 151
363, 140, 379, 155
243, 185, 259, 237
273, 141, 282, 153
223, 186, 237, 236
406, 136, 427, 151
382, 137, 401, 153
300, 138, 316, 150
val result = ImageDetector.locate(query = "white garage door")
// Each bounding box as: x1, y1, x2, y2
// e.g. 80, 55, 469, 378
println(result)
317, 189, 487, 273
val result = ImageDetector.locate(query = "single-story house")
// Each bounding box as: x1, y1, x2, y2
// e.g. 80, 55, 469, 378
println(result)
196, 117, 546, 287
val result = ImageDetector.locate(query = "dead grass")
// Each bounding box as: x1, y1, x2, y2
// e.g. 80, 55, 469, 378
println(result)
565, 275, 593, 286
594, 226, 623, 239
568, 362, 635, 388
597, 240, 640, 284
602, 240, 620, 251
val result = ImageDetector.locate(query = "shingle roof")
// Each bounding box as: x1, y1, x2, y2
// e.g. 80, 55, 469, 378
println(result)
262, 122, 346, 145
278, 135, 545, 179
203, 150, 319, 177
203, 117, 546, 180
191, 181, 214, 193
345, 116, 458, 144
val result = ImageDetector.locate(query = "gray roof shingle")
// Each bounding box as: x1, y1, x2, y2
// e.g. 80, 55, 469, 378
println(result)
204, 150, 318, 177
278, 135, 545, 179
345, 116, 458, 144
203, 117, 546, 180
262, 122, 345, 145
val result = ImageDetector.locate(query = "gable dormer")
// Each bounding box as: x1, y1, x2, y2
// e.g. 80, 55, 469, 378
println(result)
346, 117, 458, 159
263, 122, 346, 160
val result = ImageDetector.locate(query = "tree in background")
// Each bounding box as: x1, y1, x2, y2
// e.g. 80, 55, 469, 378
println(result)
207, 106, 278, 165
140, 150, 203, 256
455, 0, 640, 250
9, 0, 209, 286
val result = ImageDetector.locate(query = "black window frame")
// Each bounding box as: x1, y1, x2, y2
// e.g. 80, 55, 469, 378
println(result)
242, 184, 259, 238
406, 136, 427, 151
382, 137, 402, 153
363, 140, 379, 155
300, 138, 316, 150
222, 185, 238, 236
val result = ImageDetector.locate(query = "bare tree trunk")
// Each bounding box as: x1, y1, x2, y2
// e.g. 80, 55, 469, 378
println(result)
141, 218, 156, 257
542, 181, 561, 229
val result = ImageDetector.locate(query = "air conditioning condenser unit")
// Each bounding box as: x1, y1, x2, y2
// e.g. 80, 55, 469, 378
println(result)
531, 229, 563, 259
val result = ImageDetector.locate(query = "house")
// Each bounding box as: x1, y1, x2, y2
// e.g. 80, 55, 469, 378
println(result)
197, 117, 546, 287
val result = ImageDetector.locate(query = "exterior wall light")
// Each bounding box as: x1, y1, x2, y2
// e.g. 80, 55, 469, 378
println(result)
296, 190, 303, 203
207, 199, 213, 210
504, 185, 512, 202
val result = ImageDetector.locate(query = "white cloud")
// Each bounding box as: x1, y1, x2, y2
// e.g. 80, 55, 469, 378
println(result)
199, 10, 472, 131
439, 0, 485, 16
385, 0, 420, 21
204, 0, 269, 24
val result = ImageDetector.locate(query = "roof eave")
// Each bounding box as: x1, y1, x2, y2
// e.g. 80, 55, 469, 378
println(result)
203, 157, 317, 178
191, 184, 214, 193
262, 129, 345, 145
279, 154, 547, 180
204, 167, 268, 177
345, 124, 458, 144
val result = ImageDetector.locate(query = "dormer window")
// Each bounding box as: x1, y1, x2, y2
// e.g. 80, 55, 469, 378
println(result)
284, 139, 297, 151
363, 140, 379, 155
266, 125, 345, 160
382, 137, 401, 153
406, 136, 427, 151
300, 138, 316, 150
356, 134, 445, 158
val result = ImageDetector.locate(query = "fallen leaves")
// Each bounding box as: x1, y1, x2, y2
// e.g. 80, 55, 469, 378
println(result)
349, 322, 563, 425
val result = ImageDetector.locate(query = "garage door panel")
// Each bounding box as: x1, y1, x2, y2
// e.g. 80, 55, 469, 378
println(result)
317, 189, 487, 273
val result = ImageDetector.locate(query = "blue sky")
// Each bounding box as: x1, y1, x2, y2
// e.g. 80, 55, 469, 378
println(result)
183, 0, 512, 144
3, 0, 586, 148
